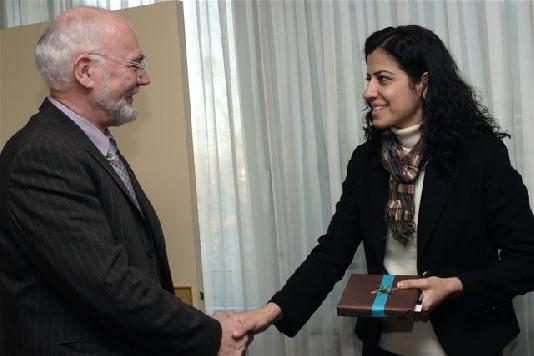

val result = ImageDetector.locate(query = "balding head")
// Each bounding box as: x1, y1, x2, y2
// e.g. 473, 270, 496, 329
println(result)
35, 7, 134, 91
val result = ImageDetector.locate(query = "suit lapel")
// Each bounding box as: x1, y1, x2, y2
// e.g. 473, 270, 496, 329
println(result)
417, 159, 459, 257
122, 160, 166, 259
39, 100, 173, 290
366, 155, 389, 265
79, 124, 173, 290
39, 99, 144, 217
120, 155, 155, 225
121, 154, 174, 292
84, 144, 144, 218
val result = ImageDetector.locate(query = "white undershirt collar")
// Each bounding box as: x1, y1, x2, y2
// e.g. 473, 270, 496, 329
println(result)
391, 124, 422, 152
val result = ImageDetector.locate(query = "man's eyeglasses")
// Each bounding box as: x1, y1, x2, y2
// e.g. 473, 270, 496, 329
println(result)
88, 53, 147, 73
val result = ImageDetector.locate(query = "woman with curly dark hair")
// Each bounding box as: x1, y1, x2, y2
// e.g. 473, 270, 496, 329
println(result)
363, 25, 508, 176
233, 25, 534, 356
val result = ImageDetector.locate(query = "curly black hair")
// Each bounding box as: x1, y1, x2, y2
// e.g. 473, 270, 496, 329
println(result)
363, 25, 508, 174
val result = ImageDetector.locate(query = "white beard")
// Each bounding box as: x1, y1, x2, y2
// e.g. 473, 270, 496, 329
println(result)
95, 70, 138, 126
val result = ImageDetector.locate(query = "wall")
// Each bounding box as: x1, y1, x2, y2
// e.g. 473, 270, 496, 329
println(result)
0, 1, 205, 309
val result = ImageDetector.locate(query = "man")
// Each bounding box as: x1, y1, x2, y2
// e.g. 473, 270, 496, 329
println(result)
0, 284, 15, 355
0, 7, 247, 355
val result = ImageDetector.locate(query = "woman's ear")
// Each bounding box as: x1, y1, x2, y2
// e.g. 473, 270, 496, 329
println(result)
419, 72, 429, 98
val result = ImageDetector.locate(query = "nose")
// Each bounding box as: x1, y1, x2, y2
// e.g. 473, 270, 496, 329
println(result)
363, 79, 377, 101
137, 70, 150, 86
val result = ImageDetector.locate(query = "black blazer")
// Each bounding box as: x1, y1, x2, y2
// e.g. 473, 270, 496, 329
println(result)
0, 99, 220, 355
270, 135, 534, 355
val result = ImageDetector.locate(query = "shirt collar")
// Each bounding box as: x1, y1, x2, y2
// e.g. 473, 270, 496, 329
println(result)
47, 96, 111, 156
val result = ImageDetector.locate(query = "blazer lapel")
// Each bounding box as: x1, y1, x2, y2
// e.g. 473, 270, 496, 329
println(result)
83, 133, 173, 289
120, 155, 156, 225
366, 155, 389, 266
39, 99, 143, 216
417, 159, 459, 257
122, 160, 174, 291
84, 145, 144, 217
38, 101, 173, 289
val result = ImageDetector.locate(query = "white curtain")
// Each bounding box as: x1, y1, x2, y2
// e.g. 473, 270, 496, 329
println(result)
0, 0, 158, 28
184, 1, 534, 355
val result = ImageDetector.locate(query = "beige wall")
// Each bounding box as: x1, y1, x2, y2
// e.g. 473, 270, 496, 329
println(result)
0, 21, 49, 142
0, 2, 206, 309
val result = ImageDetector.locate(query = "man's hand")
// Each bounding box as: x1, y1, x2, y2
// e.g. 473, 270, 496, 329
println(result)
213, 312, 251, 356
231, 303, 282, 339
397, 276, 463, 312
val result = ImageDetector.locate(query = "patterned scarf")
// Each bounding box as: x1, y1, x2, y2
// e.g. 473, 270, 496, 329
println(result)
380, 130, 427, 245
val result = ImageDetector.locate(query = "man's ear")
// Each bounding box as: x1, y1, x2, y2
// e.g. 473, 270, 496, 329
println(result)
419, 72, 429, 98
73, 55, 96, 89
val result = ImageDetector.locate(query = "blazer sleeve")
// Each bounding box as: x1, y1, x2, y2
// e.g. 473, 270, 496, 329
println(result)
270, 147, 364, 336
457, 138, 534, 313
5, 140, 221, 355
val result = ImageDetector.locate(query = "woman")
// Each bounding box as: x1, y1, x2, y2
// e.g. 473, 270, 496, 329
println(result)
233, 25, 534, 356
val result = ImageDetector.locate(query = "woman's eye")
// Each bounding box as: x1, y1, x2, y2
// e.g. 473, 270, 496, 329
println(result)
377, 76, 391, 83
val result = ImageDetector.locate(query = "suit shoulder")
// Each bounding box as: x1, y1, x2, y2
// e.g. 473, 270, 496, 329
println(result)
1, 116, 88, 175
5, 110, 84, 149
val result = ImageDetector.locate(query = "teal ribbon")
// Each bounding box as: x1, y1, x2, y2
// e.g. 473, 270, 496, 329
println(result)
371, 275, 395, 317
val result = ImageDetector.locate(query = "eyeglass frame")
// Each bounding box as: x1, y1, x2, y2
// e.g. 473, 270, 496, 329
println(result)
88, 53, 147, 73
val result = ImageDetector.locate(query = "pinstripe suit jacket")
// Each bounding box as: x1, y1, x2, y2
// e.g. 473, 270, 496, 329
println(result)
0, 99, 221, 355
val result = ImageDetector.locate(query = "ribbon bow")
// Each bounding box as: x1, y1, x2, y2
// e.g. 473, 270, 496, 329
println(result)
370, 284, 398, 295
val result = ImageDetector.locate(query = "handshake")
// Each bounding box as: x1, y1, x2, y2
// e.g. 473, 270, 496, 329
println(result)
213, 302, 282, 356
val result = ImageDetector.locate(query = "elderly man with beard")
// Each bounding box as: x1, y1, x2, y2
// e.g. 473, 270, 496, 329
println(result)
0, 6, 248, 356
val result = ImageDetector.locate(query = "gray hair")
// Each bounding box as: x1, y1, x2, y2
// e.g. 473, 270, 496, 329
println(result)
34, 7, 111, 90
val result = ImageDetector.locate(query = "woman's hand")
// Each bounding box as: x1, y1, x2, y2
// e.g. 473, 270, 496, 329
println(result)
397, 276, 463, 312
231, 302, 282, 338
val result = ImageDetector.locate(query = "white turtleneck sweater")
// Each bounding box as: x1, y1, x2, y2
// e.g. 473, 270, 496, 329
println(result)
377, 124, 447, 356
